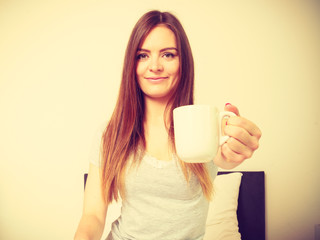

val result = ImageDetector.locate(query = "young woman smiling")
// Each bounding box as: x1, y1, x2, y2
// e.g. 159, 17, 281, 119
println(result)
74, 10, 261, 240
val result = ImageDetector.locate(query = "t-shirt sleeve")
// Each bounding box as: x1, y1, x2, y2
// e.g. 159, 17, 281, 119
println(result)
206, 161, 218, 182
88, 124, 105, 167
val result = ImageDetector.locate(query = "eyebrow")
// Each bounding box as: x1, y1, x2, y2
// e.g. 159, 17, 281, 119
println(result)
137, 47, 178, 52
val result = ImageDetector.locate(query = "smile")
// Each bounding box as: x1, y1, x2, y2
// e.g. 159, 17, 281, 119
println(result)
145, 77, 168, 82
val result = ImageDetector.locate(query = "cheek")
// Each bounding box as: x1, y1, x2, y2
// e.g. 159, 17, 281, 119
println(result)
136, 61, 148, 77
136, 63, 143, 77
162, 59, 178, 74
169, 62, 180, 78
136, 63, 146, 89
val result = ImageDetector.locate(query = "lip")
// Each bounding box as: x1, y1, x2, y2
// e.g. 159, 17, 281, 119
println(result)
145, 76, 168, 82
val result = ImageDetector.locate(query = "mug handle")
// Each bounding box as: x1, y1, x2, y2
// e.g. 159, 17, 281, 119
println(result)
219, 111, 236, 145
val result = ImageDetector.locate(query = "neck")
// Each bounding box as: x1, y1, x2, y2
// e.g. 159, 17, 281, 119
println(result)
143, 96, 173, 161
143, 96, 171, 127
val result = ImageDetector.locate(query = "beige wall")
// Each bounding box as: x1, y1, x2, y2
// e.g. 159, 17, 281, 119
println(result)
0, 0, 319, 239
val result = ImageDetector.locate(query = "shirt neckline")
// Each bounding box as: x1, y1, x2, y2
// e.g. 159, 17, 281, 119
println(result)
143, 152, 177, 168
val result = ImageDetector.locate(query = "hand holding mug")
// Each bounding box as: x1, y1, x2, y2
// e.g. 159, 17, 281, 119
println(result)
218, 103, 262, 166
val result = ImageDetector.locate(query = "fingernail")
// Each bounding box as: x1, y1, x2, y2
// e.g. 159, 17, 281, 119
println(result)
225, 103, 231, 106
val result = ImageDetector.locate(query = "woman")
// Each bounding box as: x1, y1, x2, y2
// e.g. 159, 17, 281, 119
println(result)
74, 10, 261, 240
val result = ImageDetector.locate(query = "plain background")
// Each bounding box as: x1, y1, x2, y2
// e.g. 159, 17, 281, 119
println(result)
0, 0, 319, 239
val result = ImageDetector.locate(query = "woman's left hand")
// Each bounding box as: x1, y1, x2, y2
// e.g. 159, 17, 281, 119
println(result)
213, 103, 262, 169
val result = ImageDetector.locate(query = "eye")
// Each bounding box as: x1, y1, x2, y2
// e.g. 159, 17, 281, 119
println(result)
163, 52, 176, 59
136, 53, 148, 60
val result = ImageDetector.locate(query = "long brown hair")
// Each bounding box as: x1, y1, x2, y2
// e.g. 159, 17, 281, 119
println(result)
101, 10, 213, 205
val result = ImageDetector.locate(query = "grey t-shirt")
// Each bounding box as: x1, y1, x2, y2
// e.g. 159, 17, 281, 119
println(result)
107, 154, 217, 240
90, 130, 218, 240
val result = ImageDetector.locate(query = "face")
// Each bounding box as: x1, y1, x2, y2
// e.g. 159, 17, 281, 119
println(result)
136, 24, 180, 102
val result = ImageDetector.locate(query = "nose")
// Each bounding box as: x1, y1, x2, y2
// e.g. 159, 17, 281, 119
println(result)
149, 59, 163, 72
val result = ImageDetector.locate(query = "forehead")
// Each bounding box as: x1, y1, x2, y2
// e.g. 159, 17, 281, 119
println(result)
140, 24, 177, 49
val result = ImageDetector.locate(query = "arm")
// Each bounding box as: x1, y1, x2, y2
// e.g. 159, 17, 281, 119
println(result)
74, 163, 108, 240
214, 103, 262, 169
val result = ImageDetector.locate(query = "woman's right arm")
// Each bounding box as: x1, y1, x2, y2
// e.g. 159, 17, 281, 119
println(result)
74, 163, 108, 240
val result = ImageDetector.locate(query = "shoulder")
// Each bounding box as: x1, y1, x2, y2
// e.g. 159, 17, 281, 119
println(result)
89, 122, 107, 167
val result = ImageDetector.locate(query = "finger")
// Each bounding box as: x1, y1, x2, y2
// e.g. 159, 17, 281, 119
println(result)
225, 137, 254, 159
227, 116, 262, 139
224, 103, 240, 116
222, 103, 240, 134
221, 143, 246, 163
224, 124, 260, 151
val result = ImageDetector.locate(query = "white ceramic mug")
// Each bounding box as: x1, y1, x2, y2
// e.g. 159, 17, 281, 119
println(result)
173, 105, 236, 163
